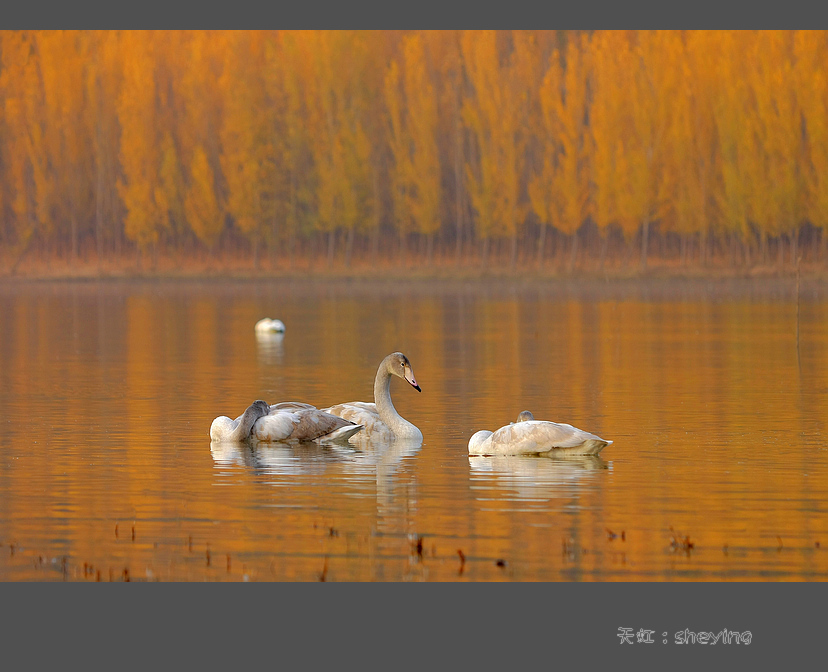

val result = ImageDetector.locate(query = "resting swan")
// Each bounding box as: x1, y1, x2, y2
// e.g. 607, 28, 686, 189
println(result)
210, 400, 271, 442
255, 318, 285, 334
211, 400, 363, 444
323, 352, 423, 442
468, 410, 611, 456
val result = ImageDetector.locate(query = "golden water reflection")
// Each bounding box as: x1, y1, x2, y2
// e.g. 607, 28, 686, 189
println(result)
1, 279, 827, 581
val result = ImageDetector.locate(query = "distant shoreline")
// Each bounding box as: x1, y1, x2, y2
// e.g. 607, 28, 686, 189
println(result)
1, 249, 824, 283
4, 255, 828, 303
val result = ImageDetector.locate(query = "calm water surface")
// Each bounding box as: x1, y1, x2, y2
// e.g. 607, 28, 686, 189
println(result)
1, 277, 827, 581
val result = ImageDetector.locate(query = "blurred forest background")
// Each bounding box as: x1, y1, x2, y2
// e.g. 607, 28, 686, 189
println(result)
1, 29, 827, 276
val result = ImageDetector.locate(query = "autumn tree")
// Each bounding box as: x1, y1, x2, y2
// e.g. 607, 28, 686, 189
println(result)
384, 33, 442, 264
0, 31, 40, 267
795, 30, 828, 254
87, 31, 124, 262
588, 31, 623, 254
117, 31, 165, 262
530, 32, 591, 269
662, 31, 717, 265
36, 31, 97, 261
748, 31, 803, 264
300, 31, 378, 266
179, 31, 227, 252
219, 31, 281, 268
462, 30, 536, 267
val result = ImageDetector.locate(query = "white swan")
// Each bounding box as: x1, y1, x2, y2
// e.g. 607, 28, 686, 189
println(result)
468, 410, 611, 456
255, 318, 285, 334
210, 399, 363, 444
323, 352, 423, 443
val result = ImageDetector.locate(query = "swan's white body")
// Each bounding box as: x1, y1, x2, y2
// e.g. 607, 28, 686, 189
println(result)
255, 318, 285, 334
211, 400, 362, 444
323, 352, 423, 443
468, 411, 611, 457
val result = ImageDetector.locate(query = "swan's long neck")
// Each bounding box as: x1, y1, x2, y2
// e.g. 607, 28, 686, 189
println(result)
230, 406, 261, 441
374, 364, 422, 440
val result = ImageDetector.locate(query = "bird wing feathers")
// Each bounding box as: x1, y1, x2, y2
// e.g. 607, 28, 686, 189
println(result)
322, 402, 394, 443
253, 408, 361, 442
478, 421, 611, 456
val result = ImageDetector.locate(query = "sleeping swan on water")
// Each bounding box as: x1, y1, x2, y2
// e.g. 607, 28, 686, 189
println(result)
468, 410, 611, 457
323, 352, 423, 443
255, 318, 286, 334
211, 399, 363, 444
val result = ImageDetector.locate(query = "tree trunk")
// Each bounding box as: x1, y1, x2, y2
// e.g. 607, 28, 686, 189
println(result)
454, 97, 464, 263
371, 224, 380, 265
728, 231, 736, 267
399, 230, 407, 267
536, 222, 547, 267
791, 230, 798, 267
287, 163, 296, 270
568, 231, 579, 273
743, 231, 751, 268
327, 230, 336, 266
776, 235, 783, 268
510, 233, 518, 271
95, 159, 104, 271
700, 230, 707, 267
640, 218, 649, 271
345, 227, 354, 267
71, 212, 79, 264
599, 231, 609, 271
10, 223, 35, 275
287, 225, 295, 271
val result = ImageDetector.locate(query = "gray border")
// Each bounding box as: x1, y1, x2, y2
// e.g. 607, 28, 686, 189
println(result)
1, 1, 826, 665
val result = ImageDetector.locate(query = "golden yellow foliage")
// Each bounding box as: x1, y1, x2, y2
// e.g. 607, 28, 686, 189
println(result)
185, 145, 223, 248
0, 29, 827, 269
117, 31, 163, 251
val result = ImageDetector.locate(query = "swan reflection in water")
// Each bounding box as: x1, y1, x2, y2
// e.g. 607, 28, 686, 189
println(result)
210, 435, 422, 508
468, 454, 608, 502
255, 331, 285, 367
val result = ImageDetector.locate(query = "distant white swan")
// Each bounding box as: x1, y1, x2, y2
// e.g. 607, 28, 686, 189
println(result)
323, 352, 423, 443
468, 410, 612, 456
210, 399, 363, 444
255, 318, 285, 334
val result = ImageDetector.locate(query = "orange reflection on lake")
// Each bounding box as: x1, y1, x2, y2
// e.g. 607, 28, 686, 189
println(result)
0, 278, 827, 581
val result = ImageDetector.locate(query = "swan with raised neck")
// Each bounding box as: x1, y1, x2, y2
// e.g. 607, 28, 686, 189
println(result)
323, 352, 423, 442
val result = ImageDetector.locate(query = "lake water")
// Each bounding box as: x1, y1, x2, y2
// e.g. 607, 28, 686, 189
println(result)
1, 276, 827, 582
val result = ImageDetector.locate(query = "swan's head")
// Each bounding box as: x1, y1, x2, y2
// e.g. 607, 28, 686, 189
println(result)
387, 352, 421, 392
517, 410, 535, 422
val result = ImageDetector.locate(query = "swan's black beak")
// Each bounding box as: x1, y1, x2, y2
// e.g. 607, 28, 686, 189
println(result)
405, 372, 421, 392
